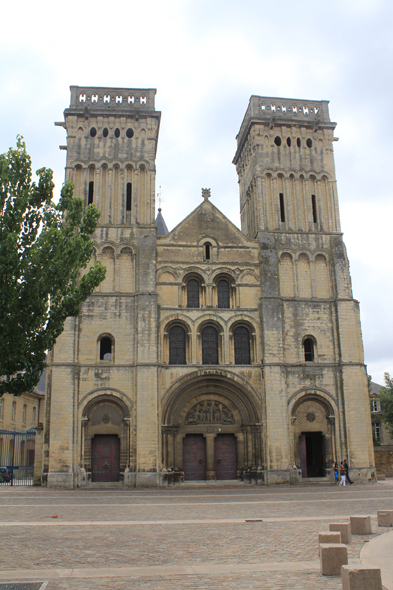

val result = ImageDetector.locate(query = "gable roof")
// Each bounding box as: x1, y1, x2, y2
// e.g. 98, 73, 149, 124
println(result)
158, 199, 255, 246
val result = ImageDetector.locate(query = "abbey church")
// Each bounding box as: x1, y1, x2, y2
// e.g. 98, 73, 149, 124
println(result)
43, 86, 375, 487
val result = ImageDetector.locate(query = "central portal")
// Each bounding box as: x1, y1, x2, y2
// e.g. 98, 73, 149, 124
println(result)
183, 434, 206, 480
215, 434, 237, 480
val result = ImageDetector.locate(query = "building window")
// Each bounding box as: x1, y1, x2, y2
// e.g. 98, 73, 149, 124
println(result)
202, 326, 219, 365
22, 404, 27, 425
303, 338, 315, 362
204, 242, 212, 261
99, 336, 114, 361
0, 398, 3, 420
312, 194, 318, 224
234, 326, 251, 365
169, 326, 186, 364
88, 181, 94, 205
371, 400, 378, 412
11, 401, 16, 422
279, 193, 285, 223
32, 407, 37, 426
217, 279, 230, 308
187, 279, 200, 308
373, 422, 381, 443
126, 183, 132, 211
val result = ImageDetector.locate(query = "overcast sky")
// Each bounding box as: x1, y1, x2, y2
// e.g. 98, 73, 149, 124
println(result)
1, 0, 392, 384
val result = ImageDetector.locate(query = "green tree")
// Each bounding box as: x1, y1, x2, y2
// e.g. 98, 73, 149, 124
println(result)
380, 372, 393, 438
0, 137, 106, 396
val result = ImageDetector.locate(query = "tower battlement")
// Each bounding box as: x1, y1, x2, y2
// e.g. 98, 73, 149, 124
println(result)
67, 86, 157, 113
235, 96, 335, 162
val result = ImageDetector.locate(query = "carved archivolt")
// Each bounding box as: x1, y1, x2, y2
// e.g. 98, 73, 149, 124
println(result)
185, 400, 235, 425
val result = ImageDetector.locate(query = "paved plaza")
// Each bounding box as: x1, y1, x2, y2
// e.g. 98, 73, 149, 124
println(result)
1, 480, 393, 589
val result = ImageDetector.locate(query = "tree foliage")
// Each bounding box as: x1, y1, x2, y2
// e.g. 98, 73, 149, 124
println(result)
380, 372, 393, 438
0, 137, 106, 396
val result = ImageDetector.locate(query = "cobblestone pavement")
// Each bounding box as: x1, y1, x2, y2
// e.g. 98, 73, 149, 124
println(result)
0, 480, 392, 589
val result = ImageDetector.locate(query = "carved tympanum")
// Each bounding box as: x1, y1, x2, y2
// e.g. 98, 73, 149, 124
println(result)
185, 401, 235, 425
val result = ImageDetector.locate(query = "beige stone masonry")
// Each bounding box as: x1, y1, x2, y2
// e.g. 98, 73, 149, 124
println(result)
377, 510, 393, 527
341, 565, 382, 590
329, 522, 351, 544
319, 543, 348, 576
318, 531, 341, 544
350, 516, 372, 535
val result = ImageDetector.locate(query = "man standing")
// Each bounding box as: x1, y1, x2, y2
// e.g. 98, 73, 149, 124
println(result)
343, 459, 353, 484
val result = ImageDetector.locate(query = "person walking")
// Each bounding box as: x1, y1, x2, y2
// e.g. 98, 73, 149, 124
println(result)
339, 461, 346, 486
333, 462, 339, 485
343, 459, 353, 484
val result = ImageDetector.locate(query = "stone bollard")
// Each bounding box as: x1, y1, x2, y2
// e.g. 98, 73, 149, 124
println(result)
341, 565, 382, 590
377, 510, 393, 527
318, 531, 341, 544
350, 516, 371, 535
319, 543, 348, 576
329, 522, 351, 544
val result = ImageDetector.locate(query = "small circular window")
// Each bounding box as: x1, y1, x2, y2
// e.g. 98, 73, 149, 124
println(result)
90, 127, 97, 137
126, 128, 134, 138
287, 137, 291, 147
274, 136, 282, 146
114, 128, 120, 138
103, 127, 108, 138
297, 137, 301, 148
306, 138, 313, 148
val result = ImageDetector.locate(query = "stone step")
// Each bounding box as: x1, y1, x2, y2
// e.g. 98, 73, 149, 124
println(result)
85, 482, 124, 488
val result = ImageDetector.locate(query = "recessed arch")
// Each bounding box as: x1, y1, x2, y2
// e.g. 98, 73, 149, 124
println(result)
162, 372, 260, 427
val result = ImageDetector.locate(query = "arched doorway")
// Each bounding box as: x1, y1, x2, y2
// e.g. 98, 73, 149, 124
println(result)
291, 394, 336, 478
81, 395, 130, 483
162, 372, 261, 481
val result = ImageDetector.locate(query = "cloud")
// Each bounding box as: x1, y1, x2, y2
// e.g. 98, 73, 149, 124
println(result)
1, 0, 392, 382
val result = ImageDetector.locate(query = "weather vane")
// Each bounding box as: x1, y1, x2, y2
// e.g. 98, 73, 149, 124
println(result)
157, 185, 164, 210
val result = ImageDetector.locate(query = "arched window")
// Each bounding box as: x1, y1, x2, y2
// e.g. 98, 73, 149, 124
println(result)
204, 242, 212, 261
202, 326, 218, 364
217, 279, 230, 308
234, 326, 251, 365
187, 279, 200, 308
100, 336, 113, 361
304, 338, 315, 362
169, 326, 186, 364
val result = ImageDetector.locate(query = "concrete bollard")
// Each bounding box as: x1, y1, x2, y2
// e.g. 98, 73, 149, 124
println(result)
318, 531, 341, 544
377, 510, 393, 527
350, 516, 372, 535
329, 522, 351, 544
319, 543, 348, 576
341, 565, 382, 590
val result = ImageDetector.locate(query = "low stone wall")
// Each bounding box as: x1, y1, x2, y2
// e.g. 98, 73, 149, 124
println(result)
374, 445, 393, 477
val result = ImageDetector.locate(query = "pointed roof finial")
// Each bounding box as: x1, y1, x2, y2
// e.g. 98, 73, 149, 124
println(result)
202, 188, 211, 202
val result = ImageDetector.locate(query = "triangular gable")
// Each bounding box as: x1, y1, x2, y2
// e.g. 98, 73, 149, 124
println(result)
159, 200, 254, 246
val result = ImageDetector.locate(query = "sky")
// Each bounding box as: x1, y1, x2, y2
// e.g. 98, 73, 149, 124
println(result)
1, 0, 392, 384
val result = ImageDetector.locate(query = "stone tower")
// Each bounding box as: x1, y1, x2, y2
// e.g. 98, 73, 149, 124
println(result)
44, 86, 161, 487
233, 96, 374, 480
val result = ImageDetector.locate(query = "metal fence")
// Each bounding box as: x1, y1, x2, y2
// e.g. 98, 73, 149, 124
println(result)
0, 430, 36, 485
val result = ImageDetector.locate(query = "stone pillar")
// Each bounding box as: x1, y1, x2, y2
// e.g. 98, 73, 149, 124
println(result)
33, 425, 44, 486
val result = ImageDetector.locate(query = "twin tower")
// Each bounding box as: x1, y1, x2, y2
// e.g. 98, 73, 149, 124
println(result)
43, 86, 374, 488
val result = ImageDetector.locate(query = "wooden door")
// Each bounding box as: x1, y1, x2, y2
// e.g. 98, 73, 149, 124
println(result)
91, 435, 120, 482
215, 434, 237, 480
299, 433, 307, 478
183, 434, 206, 480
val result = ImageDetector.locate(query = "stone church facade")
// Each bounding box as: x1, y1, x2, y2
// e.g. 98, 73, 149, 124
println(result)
43, 86, 375, 487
